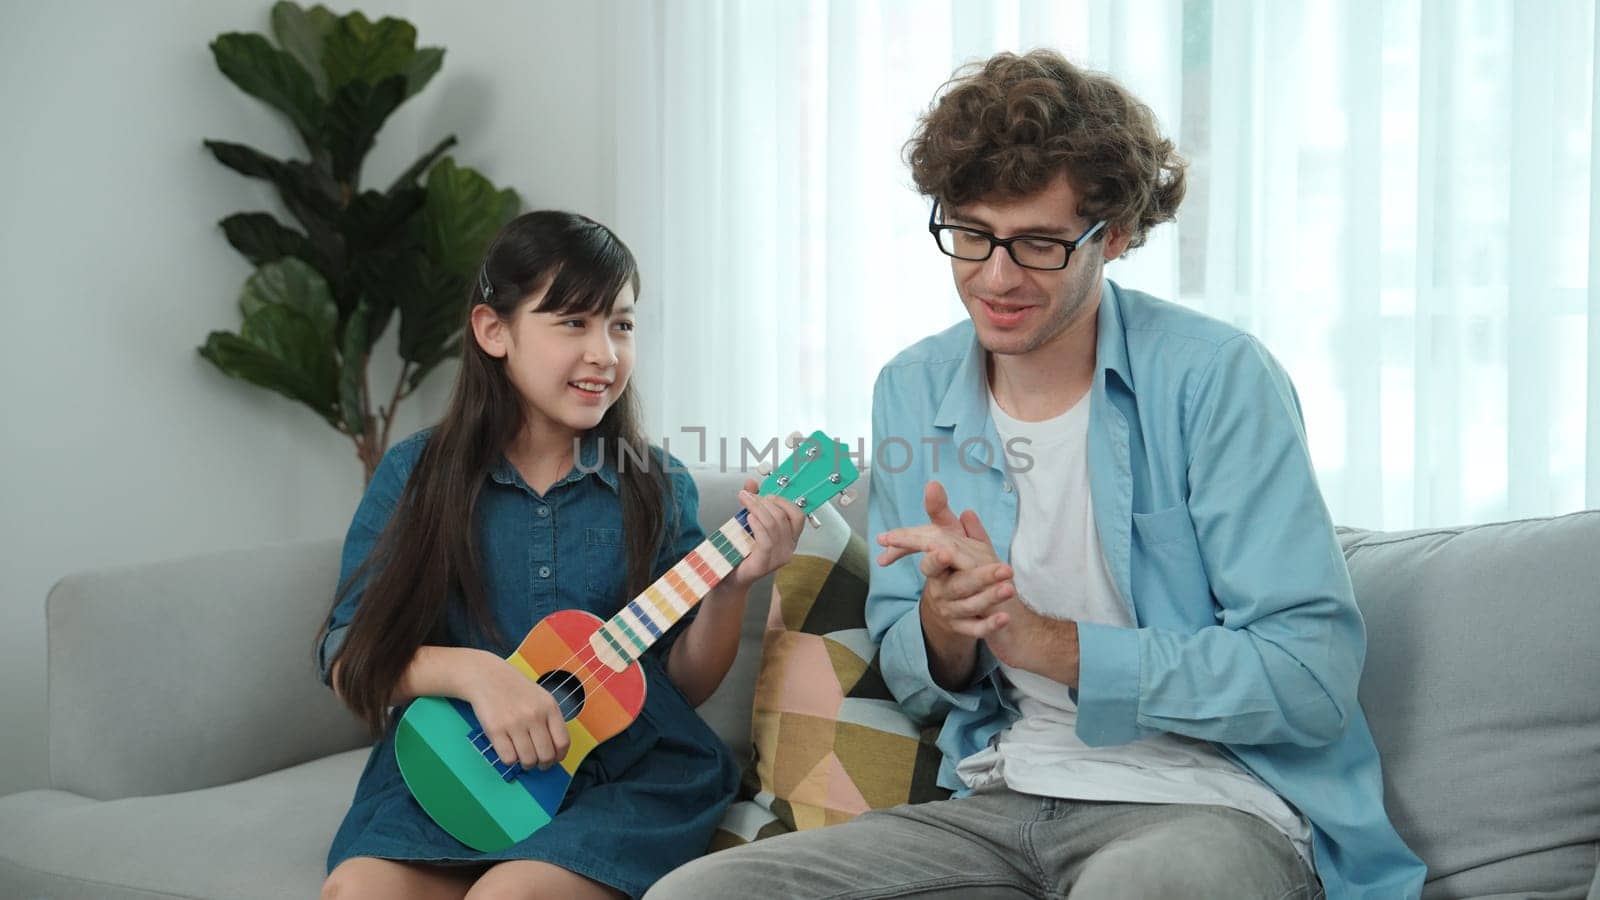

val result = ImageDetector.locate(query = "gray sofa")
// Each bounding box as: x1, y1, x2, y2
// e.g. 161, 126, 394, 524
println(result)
1, 466, 1596, 899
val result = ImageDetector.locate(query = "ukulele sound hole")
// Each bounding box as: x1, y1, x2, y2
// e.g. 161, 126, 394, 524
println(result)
537, 670, 587, 721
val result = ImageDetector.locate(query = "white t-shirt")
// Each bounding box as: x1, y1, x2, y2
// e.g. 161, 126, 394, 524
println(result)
956, 388, 1313, 864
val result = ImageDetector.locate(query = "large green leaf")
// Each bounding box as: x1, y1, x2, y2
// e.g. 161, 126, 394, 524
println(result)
343, 249, 410, 352
200, 304, 339, 425
323, 12, 417, 91
393, 255, 467, 364
421, 158, 521, 279
204, 138, 284, 181
210, 32, 325, 149
341, 187, 423, 253
240, 305, 338, 410
239, 257, 338, 344
338, 299, 372, 436
401, 47, 444, 99
204, 142, 339, 219
339, 189, 425, 329
323, 75, 406, 184
387, 134, 457, 193
219, 212, 320, 269
205, 141, 343, 260
203, 142, 341, 211
270, 2, 338, 98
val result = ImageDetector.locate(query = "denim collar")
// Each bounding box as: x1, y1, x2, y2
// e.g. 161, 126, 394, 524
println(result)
489, 432, 619, 493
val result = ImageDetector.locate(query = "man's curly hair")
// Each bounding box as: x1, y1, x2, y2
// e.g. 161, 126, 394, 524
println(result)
906, 49, 1186, 252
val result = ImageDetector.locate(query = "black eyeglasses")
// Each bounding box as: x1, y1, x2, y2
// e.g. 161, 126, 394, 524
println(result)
927, 201, 1106, 271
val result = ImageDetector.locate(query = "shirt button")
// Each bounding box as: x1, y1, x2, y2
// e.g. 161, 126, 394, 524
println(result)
536, 506, 549, 518
1002, 482, 1014, 493
538, 566, 551, 578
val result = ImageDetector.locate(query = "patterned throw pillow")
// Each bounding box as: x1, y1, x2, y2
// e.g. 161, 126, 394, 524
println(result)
710, 503, 949, 850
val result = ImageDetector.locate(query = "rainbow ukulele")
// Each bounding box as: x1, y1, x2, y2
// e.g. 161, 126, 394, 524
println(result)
394, 430, 860, 851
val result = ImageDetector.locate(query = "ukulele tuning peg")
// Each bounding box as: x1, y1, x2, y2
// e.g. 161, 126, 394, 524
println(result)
756, 460, 773, 476
785, 430, 805, 449
807, 514, 822, 529
837, 488, 857, 507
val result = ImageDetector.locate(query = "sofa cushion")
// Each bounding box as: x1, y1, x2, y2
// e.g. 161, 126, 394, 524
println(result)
687, 465, 873, 766
0, 748, 366, 900
1341, 511, 1600, 898
45, 538, 367, 801
712, 502, 947, 849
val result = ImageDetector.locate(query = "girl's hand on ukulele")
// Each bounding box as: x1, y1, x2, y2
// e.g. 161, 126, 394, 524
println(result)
462, 650, 570, 770
727, 477, 806, 590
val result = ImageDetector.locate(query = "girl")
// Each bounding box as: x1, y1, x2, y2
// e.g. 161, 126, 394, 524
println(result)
316, 211, 804, 900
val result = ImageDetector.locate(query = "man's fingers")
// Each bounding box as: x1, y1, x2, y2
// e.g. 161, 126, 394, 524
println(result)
877, 525, 996, 572
924, 481, 959, 528
960, 509, 992, 544
979, 611, 1010, 635
949, 611, 1009, 640
877, 528, 931, 550
918, 549, 953, 578
940, 563, 1012, 600
876, 546, 914, 567
875, 526, 937, 562
879, 542, 950, 569
938, 581, 1014, 619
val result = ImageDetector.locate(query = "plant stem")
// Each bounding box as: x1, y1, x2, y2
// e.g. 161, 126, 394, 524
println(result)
355, 361, 381, 485
377, 362, 413, 468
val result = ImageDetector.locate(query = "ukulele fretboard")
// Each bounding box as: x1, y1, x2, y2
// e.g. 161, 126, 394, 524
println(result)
590, 512, 756, 670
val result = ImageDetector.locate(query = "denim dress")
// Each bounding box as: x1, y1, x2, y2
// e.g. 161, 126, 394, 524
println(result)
318, 430, 738, 898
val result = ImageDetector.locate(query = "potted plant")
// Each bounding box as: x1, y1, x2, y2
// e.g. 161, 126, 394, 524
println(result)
200, 1, 519, 482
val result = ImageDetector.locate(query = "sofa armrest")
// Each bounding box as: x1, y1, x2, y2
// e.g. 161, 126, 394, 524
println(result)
46, 538, 368, 800
1586, 845, 1599, 900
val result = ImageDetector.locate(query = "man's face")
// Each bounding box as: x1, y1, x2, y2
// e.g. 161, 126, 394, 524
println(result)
945, 174, 1115, 359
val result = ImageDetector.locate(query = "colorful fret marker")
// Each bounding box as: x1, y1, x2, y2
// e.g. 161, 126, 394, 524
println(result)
627, 602, 663, 637
644, 587, 678, 619
599, 628, 629, 660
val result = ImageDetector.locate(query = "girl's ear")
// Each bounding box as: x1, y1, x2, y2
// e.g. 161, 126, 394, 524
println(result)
470, 303, 510, 358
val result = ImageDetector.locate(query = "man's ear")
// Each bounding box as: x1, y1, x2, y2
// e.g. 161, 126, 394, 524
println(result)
1102, 224, 1134, 262
470, 303, 509, 358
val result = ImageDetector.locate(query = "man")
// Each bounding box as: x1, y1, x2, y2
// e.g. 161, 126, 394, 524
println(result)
651, 49, 1424, 899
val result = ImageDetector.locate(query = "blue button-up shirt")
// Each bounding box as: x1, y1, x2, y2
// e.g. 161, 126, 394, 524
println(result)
866, 281, 1426, 899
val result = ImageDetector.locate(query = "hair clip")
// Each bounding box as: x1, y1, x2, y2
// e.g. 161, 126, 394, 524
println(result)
477, 264, 494, 301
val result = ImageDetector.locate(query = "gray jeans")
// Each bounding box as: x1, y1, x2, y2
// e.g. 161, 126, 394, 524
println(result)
648, 784, 1322, 900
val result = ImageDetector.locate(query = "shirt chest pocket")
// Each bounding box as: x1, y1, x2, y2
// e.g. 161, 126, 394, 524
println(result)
1129, 504, 1213, 627
583, 527, 627, 605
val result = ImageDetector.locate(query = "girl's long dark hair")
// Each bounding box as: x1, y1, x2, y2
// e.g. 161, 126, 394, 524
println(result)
325, 211, 667, 736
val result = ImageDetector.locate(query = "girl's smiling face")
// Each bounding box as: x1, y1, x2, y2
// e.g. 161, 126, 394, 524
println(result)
471, 281, 637, 440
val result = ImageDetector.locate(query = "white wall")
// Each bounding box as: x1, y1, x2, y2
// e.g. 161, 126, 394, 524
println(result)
0, 0, 618, 795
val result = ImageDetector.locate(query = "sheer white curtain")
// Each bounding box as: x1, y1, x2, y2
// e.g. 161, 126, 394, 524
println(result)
614, 0, 1600, 530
